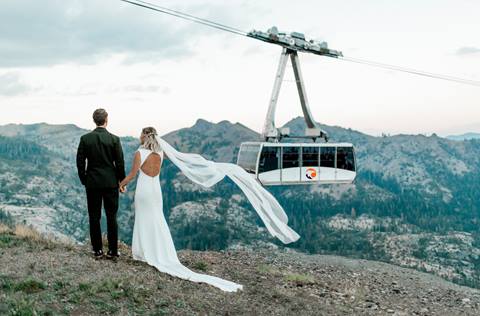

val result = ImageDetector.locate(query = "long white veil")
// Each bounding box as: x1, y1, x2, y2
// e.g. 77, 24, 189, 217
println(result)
156, 136, 300, 244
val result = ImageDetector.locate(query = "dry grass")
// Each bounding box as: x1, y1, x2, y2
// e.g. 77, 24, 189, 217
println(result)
284, 272, 316, 285
8, 224, 75, 250
14, 225, 44, 242
0, 222, 11, 234
257, 264, 283, 276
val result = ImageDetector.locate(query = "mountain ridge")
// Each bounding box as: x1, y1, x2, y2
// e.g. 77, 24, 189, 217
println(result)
2, 119, 478, 143
0, 119, 480, 289
447, 132, 480, 141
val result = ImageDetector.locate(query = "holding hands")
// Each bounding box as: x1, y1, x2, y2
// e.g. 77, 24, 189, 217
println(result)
119, 151, 141, 194
119, 179, 128, 193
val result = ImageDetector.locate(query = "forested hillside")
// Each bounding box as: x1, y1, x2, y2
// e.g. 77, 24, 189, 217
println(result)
0, 120, 479, 288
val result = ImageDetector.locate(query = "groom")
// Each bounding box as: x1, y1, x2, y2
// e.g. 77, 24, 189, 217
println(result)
76, 108, 125, 260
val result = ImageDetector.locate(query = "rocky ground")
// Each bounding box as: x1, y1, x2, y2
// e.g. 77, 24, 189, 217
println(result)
1, 224, 479, 315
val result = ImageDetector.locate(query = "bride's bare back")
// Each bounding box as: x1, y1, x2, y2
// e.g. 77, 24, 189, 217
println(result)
119, 150, 164, 190
141, 152, 162, 177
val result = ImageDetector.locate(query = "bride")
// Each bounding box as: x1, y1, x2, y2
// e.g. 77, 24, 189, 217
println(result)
119, 127, 300, 292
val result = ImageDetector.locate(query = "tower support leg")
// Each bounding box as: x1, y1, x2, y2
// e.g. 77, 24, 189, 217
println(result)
262, 48, 289, 140
262, 49, 328, 142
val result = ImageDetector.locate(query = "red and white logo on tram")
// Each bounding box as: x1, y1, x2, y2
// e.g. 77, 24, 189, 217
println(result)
305, 168, 317, 179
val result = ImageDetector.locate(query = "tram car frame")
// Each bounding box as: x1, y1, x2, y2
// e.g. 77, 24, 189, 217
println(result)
237, 142, 356, 186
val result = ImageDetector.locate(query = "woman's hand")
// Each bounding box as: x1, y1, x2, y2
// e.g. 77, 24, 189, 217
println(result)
119, 179, 128, 193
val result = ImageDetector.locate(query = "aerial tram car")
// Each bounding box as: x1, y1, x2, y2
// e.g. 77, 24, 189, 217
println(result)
236, 27, 356, 185
238, 142, 355, 185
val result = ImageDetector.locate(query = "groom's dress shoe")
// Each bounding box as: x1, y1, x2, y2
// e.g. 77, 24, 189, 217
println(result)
93, 249, 104, 259
106, 250, 119, 261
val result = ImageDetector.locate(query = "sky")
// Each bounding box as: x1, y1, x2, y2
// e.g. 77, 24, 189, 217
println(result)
0, 0, 479, 137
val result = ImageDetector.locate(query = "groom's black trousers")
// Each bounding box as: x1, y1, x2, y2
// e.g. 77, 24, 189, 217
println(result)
86, 188, 119, 254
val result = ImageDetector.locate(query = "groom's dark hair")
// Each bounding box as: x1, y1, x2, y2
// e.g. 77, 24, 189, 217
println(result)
93, 108, 108, 126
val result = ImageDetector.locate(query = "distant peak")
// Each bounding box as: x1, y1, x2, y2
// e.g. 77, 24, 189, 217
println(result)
191, 119, 214, 130
192, 119, 241, 131
193, 119, 235, 126
194, 118, 210, 125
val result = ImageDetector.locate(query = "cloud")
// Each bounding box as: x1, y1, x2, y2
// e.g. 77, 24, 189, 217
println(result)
118, 85, 171, 94
0, 0, 258, 67
456, 46, 480, 56
0, 72, 32, 96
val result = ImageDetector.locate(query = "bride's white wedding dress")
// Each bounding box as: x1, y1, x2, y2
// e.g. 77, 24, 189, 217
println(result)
132, 147, 242, 292
132, 137, 300, 292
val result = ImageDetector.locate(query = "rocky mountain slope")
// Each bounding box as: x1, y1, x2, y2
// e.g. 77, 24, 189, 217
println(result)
0, 119, 479, 289
1, 224, 479, 315
447, 133, 480, 141
0, 123, 138, 242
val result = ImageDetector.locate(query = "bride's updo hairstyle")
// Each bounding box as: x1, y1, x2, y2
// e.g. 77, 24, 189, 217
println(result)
141, 127, 161, 152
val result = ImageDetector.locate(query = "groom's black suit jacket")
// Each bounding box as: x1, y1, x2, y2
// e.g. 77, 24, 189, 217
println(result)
76, 127, 126, 189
